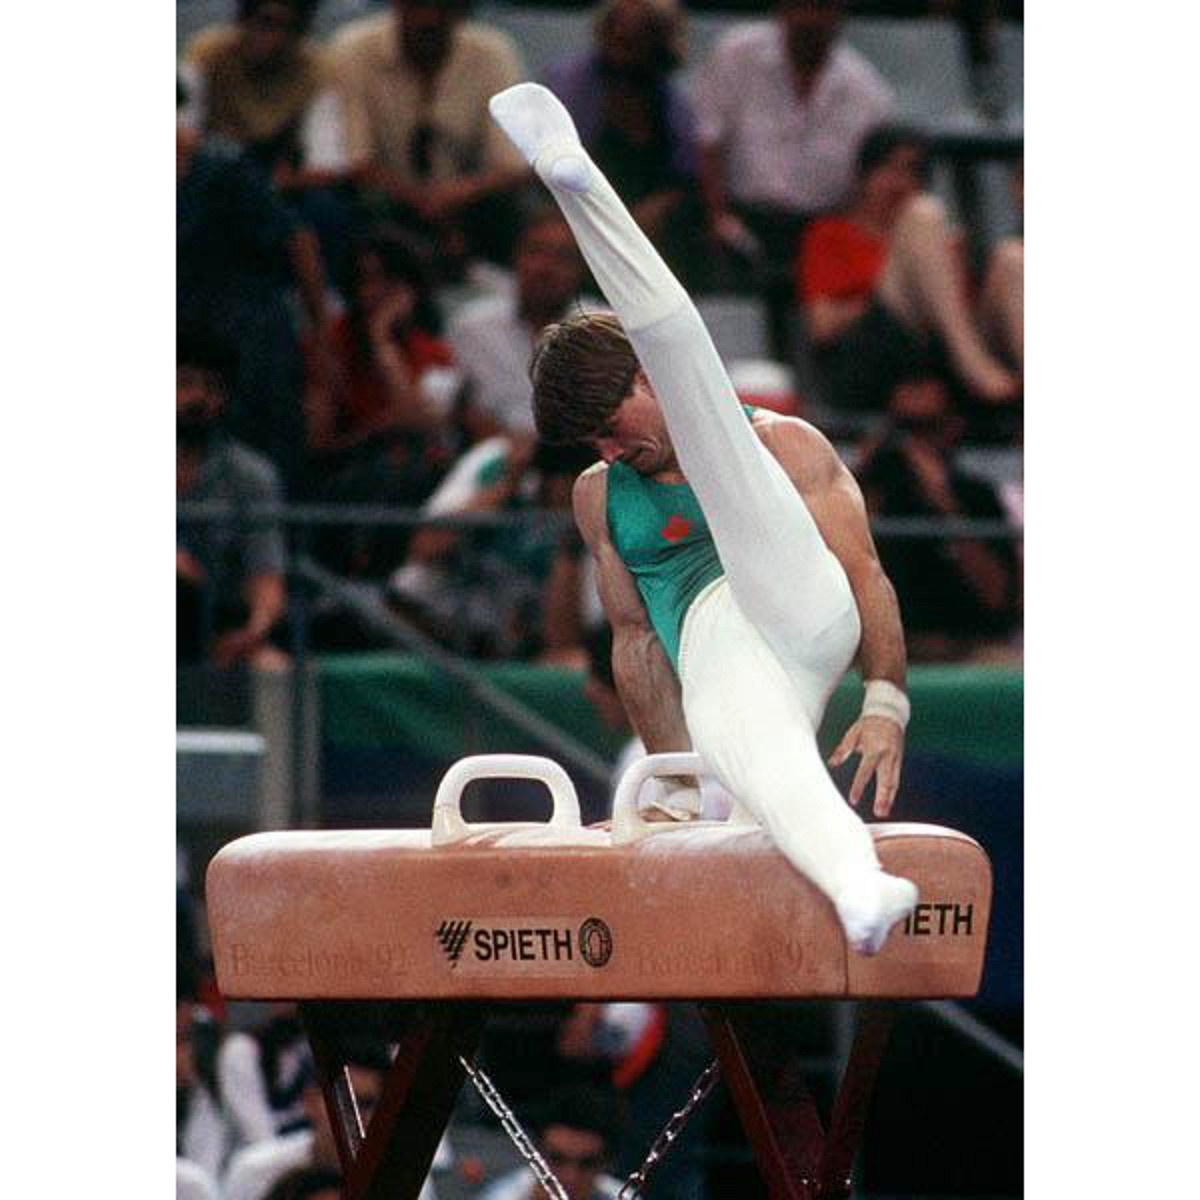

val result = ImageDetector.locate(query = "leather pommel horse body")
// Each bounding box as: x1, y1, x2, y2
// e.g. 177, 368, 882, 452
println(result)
208, 754, 992, 1200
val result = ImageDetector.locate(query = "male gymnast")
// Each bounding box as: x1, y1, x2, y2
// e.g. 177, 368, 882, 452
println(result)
489, 83, 917, 954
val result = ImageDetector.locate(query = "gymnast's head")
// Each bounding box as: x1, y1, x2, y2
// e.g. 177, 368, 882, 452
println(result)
531, 312, 675, 475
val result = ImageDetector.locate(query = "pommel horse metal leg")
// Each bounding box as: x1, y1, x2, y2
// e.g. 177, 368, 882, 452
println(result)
705, 1002, 896, 1200
301, 1001, 484, 1200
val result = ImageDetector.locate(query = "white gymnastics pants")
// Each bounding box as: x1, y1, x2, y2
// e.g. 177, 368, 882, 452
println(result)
516, 97, 883, 901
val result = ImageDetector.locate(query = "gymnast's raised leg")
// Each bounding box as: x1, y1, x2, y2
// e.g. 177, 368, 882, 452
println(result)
490, 83, 917, 954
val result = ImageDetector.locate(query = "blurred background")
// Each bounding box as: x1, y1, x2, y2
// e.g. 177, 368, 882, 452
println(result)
176, 3, 1022, 1198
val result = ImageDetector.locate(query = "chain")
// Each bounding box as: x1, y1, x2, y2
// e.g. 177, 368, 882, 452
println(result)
617, 1059, 721, 1200
458, 1055, 569, 1200
459, 1052, 721, 1200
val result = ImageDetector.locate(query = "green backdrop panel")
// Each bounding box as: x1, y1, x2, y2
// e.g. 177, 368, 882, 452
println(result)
318, 656, 1022, 770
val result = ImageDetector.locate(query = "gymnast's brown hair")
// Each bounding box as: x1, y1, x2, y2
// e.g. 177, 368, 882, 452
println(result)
530, 313, 641, 446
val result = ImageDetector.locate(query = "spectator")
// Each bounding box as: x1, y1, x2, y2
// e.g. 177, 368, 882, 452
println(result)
387, 439, 593, 658
330, 0, 529, 275
177, 1157, 222, 1200
853, 369, 1020, 661
181, 0, 359, 286
448, 207, 590, 444
177, 332, 290, 671
694, 0, 894, 355
479, 1084, 625, 1200
544, 0, 705, 285
307, 227, 456, 457
977, 159, 1024, 373
178, 80, 333, 491
556, 1000, 714, 1200
178, 970, 230, 1184
222, 1053, 408, 1200
797, 124, 930, 353
797, 126, 1020, 417
217, 1004, 313, 1152
181, 1, 348, 187
303, 227, 460, 580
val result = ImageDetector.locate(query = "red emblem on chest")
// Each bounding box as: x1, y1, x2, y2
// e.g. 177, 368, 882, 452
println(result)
660, 514, 691, 542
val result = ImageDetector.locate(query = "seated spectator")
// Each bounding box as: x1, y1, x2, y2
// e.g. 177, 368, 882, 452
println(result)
977, 159, 1024, 373
178, 79, 333, 491
177, 332, 290, 670
797, 125, 930, 351
479, 1083, 625, 1200
853, 369, 1020, 661
798, 126, 1021, 417
387, 440, 593, 658
302, 225, 460, 549
693, 0, 894, 357
449, 206, 590, 445
181, 0, 360, 286
181, 1, 348, 188
303, 227, 460, 579
217, 1003, 313, 1152
222, 1051, 393, 1200
177, 1157, 222, 1200
543, 0, 705, 286
178, 967, 230, 1184
556, 1001, 714, 1200
330, 0, 529, 276
306, 227, 456, 458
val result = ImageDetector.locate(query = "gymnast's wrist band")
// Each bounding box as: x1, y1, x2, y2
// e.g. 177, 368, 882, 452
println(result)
862, 680, 911, 730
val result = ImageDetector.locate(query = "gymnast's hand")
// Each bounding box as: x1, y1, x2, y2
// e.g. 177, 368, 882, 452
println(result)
828, 715, 904, 818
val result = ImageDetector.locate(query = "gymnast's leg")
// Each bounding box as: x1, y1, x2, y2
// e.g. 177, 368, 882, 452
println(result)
490, 84, 916, 953
678, 583, 917, 953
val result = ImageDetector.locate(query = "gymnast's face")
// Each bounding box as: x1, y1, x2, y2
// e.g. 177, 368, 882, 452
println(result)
590, 371, 675, 475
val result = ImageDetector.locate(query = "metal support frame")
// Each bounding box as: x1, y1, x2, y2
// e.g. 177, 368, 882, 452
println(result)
703, 1002, 895, 1200
296, 999, 896, 1200
301, 1001, 484, 1200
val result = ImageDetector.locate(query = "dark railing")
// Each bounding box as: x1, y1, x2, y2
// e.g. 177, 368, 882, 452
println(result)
177, 501, 1022, 542
177, 503, 1023, 829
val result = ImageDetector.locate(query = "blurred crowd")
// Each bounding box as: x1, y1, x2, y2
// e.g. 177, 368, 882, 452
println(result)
178, 0, 1023, 675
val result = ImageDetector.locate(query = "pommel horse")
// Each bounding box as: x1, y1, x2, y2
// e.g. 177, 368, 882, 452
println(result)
207, 753, 992, 1200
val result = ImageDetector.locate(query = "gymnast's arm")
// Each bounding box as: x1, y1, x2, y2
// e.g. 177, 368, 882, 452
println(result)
573, 465, 692, 756
759, 415, 908, 816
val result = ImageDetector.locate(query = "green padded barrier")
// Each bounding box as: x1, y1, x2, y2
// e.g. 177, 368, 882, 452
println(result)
318, 655, 1022, 770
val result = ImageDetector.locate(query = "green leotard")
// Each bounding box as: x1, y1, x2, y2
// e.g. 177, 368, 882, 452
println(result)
605, 463, 724, 671
606, 408, 763, 670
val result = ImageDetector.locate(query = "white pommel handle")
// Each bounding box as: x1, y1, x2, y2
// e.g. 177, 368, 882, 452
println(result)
612, 752, 751, 843
432, 754, 582, 846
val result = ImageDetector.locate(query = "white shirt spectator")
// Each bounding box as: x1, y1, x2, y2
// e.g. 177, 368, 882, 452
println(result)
217, 1031, 309, 1151
447, 292, 545, 437
177, 1157, 222, 1200
694, 22, 894, 214
223, 1130, 311, 1200
224, 1130, 441, 1200
448, 292, 605, 437
179, 1082, 231, 1183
